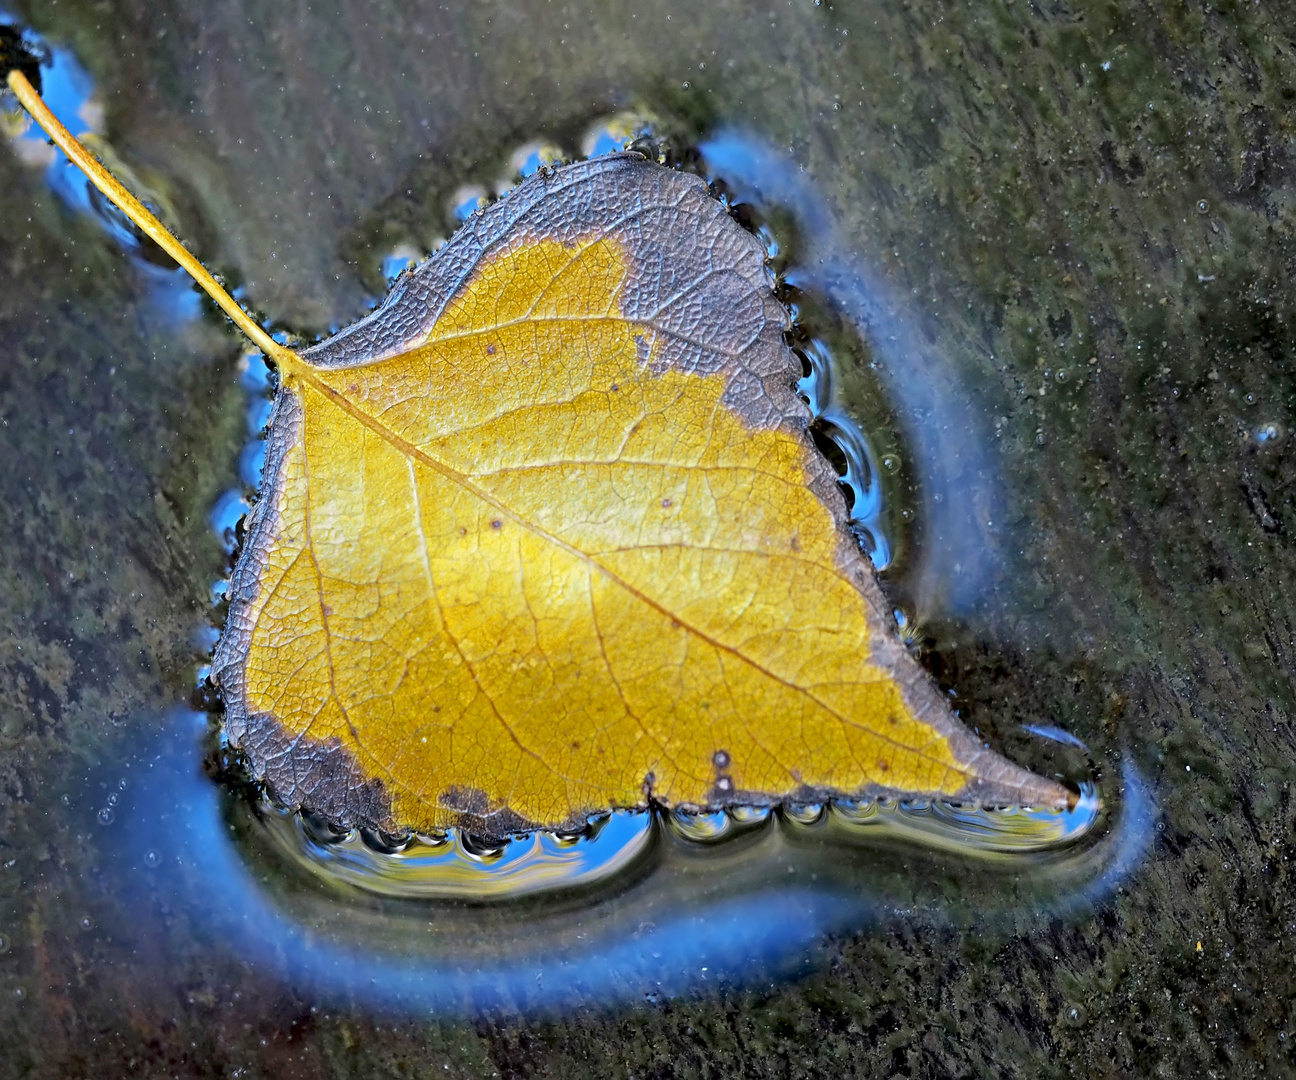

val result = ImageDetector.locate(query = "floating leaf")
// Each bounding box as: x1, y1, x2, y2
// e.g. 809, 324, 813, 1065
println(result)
5, 65, 1073, 835
211, 157, 1074, 833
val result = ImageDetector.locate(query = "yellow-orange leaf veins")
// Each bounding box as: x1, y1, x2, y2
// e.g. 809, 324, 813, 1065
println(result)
212, 156, 1069, 833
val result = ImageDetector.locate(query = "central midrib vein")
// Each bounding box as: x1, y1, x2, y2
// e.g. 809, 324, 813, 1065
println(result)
289, 364, 967, 775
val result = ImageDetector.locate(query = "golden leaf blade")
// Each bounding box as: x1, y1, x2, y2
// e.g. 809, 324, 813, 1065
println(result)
211, 156, 1071, 832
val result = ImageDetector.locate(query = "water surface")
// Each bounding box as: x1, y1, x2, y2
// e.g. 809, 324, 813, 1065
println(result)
1, 1, 1294, 1075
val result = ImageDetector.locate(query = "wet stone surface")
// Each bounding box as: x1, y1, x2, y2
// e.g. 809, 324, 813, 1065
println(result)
0, 0, 1295, 1076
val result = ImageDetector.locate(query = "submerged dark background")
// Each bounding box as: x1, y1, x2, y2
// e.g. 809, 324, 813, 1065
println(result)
1, 0, 1294, 1076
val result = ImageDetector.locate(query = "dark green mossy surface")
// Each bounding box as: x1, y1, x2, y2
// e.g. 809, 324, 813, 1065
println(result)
1, 1, 1295, 1076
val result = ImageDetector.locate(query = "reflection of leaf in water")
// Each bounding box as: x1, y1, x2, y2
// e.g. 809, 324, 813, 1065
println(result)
6, 64, 1073, 835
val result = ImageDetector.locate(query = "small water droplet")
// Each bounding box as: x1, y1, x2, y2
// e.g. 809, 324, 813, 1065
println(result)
143, 849, 162, 869
1055, 368, 1068, 383
448, 184, 489, 224
96, 807, 115, 826
246, 396, 273, 436
728, 805, 771, 826
381, 245, 421, 283
238, 351, 274, 394
783, 803, 824, 825
1196, 199, 1209, 214
12, 987, 23, 1001
669, 809, 733, 842
79, 916, 92, 931
580, 111, 655, 159
496, 141, 565, 195
881, 453, 901, 472
106, 793, 119, 807
239, 440, 267, 487
210, 489, 251, 553
1244, 392, 1257, 406
1065, 1004, 1087, 1027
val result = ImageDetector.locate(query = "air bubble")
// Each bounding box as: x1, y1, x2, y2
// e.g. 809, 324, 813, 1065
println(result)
96, 807, 115, 826
0, 933, 10, 954
143, 849, 162, 869
881, 453, 901, 472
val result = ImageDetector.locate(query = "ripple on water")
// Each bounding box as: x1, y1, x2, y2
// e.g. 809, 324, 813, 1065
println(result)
240, 774, 1103, 904
191, 123, 1117, 910
0, 19, 1151, 1013
258, 805, 657, 901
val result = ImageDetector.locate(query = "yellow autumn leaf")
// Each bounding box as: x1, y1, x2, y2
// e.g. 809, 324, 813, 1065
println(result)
212, 157, 1071, 833
5, 66, 1071, 835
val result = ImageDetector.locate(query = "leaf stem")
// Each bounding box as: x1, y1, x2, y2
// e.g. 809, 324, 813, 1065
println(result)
5, 68, 303, 373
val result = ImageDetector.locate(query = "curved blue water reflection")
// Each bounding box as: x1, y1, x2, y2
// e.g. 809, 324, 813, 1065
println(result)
3, 36, 1156, 1008
108, 713, 1153, 1014
701, 131, 1008, 620
2, 20, 201, 324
